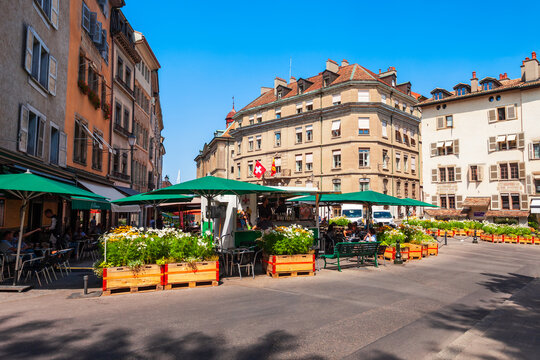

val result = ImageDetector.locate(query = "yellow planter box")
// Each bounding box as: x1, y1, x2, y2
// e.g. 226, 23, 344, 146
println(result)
263, 254, 315, 278
163, 261, 219, 289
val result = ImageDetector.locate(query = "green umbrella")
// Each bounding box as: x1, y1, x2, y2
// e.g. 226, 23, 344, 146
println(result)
402, 198, 438, 207
0, 171, 106, 287
289, 191, 408, 206
112, 191, 194, 226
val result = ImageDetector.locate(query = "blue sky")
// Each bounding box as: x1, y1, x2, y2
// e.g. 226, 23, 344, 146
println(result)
123, 0, 540, 183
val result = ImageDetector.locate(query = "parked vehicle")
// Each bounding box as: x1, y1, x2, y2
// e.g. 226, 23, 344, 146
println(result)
341, 204, 364, 225
372, 210, 396, 227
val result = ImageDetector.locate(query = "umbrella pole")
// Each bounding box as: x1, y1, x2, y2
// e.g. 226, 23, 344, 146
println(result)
154, 205, 158, 229
13, 197, 28, 286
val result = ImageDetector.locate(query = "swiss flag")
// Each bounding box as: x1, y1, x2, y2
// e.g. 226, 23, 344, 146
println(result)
254, 160, 266, 179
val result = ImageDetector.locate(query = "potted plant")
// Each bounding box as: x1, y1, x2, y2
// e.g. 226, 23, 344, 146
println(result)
259, 225, 315, 278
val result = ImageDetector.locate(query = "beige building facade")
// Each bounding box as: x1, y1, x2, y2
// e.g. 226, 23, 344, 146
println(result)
229, 60, 423, 206
420, 52, 540, 223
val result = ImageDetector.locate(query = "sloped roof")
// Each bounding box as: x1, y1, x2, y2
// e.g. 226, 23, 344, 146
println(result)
462, 197, 491, 207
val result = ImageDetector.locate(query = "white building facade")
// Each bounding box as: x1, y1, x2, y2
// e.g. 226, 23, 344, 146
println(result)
419, 52, 540, 224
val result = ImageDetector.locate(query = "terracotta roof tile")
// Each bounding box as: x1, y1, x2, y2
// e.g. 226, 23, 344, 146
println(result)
238, 63, 417, 113
485, 210, 530, 217
462, 197, 491, 207
424, 209, 468, 217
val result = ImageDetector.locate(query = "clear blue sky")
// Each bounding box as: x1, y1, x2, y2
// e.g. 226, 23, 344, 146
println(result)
123, 0, 540, 183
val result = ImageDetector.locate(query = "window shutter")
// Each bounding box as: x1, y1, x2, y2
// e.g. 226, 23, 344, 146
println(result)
431, 195, 438, 206
25, 27, 34, 74
430, 143, 437, 157
487, 109, 497, 123
488, 136, 496, 152
82, 3, 91, 32
517, 133, 525, 149
436, 117, 444, 129
518, 162, 526, 179
529, 143, 534, 160
48, 55, 57, 96
431, 168, 438, 183
468, 166, 473, 182
18, 105, 29, 152
478, 165, 484, 181
50, 0, 59, 29
89, 12, 97, 36
526, 175, 533, 194
93, 21, 102, 44
489, 165, 498, 181
491, 194, 499, 210
457, 195, 463, 209
59, 131, 67, 167
506, 105, 517, 120
453, 139, 459, 154
455, 167, 462, 181
36, 117, 46, 158
521, 194, 529, 210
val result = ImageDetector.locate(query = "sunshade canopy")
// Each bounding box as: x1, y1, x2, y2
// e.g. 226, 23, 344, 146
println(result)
71, 196, 111, 210
289, 190, 410, 206
112, 191, 194, 205
0, 172, 105, 199
402, 198, 438, 208
152, 176, 282, 197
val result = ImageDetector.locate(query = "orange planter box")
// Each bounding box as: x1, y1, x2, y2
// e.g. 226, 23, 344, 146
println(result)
163, 261, 219, 289
263, 254, 315, 277
102, 264, 163, 294
427, 243, 438, 256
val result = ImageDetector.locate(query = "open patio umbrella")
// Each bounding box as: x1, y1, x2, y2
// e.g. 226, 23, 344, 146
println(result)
112, 191, 194, 226
402, 198, 438, 207
153, 176, 283, 234
0, 171, 106, 288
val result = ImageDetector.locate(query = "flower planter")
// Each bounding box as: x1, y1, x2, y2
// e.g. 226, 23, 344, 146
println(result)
427, 243, 438, 256
421, 244, 429, 257
163, 261, 219, 290
456, 230, 468, 236
263, 254, 315, 278
493, 234, 503, 243
405, 243, 422, 260
503, 235, 516, 243
102, 264, 163, 295
383, 246, 396, 260
400, 246, 410, 261
437, 230, 454, 237
518, 236, 533, 245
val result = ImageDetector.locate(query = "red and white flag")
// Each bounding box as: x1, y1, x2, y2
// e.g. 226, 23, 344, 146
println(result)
254, 160, 266, 179
270, 157, 277, 176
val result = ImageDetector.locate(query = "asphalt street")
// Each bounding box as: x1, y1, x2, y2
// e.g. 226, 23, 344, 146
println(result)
1, 238, 539, 359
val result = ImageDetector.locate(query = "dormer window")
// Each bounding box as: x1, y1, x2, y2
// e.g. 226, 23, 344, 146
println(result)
483, 82, 493, 91
433, 92, 443, 100
277, 91, 282, 99
457, 88, 467, 96
323, 77, 329, 87
392, 79, 396, 87
298, 84, 304, 94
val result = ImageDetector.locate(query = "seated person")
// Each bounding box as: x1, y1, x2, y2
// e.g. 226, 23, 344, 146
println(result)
73, 227, 87, 241
0, 230, 37, 255
363, 227, 377, 242
344, 222, 359, 238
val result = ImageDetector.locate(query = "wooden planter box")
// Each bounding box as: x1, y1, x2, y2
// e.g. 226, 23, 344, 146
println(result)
518, 236, 533, 244
421, 244, 428, 257
493, 234, 503, 243
532, 237, 540, 245
102, 264, 163, 295
481, 234, 494, 242
405, 244, 422, 260
263, 254, 315, 278
427, 243, 438, 256
400, 246, 410, 261
384, 246, 396, 260
163, 261, 219, 290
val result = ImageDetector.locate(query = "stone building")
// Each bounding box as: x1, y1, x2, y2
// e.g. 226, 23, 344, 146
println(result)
0, 0, 71, 228
419, 52, 540, 224
230, 59, 423, 202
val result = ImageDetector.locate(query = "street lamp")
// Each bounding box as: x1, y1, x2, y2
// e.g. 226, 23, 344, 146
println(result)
128, 133, 137, 189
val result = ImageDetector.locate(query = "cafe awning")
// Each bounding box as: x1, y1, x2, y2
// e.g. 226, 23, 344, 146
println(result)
531, 199, 540, 214
78, 179, 140, 213
71, 196, 111, 210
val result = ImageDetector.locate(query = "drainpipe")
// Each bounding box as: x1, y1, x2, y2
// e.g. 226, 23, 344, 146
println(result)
319, 91, 323, 190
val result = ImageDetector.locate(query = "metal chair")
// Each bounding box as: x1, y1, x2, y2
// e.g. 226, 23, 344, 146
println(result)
230, 248, 256, 279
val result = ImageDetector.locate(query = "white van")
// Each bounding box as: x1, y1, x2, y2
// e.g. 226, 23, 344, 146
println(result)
341, 204, 364, 225
372, 210, 396, 227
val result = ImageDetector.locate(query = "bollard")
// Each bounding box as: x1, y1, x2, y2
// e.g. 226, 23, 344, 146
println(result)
83, 275, 88, 295
394, 239, 403, 264
444, 231, 448, 246
472, 229, 478, 244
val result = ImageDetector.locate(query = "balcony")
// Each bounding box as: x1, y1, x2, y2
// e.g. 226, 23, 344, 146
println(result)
111, 171, 130, 182
263, 169, 292, 178
115, 75, 134, 97
114, 123, 131, 137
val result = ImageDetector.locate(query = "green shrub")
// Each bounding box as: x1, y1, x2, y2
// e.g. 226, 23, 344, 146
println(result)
329, 216, 351, 226
258, 225, 314, 255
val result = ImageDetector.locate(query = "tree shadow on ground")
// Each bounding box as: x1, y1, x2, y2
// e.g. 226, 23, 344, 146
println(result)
425, 272, 538, 360
0, 313, 326, 359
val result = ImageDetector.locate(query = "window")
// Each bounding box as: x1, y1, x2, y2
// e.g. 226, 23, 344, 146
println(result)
358, 90, 370, 102
395, 129, 402, 143
116, 57, 123, 81
381, 121, 388, 138
483, 82, 493, 91
404, 182, 408, 198
296, 103, 303, 114
448, 195, 456, 209
396, 181, 401, 196
256, 135, 262, 150
395, 153, 401, 171
499, 163, 509, 179
274, 132, 281, 147
332, 94, 341, 105
277, 91, 282, 99
439, 194, 457, 209
509, 163, 519, 179
275, 108, 281, 119
25, 26, 56, 93
440, 196, 447, 209
332, 150, 341, 168
436, 115, 454, 129
383, 179, 389, 194
382, 150, 389, 169
92, 131, 103, 171
403, 154, 408, 172
237, 141, 241, 154
88, 66, 99, 94
535, 180, 540, 194
123, 108, 130, 130
358, 149, 370, 167
501, 193, 520, 210
257, 113, 262, 123
359, 178, 370, 191
323, 77, 329, 87
411, 156, 416, 174
49, 125, 59, 165
381, 93, 387, 104
331, 120, 341, 137
447, 167, 455, 182
237, 164, 241, 178
333, 179, 341, 192
296, 127, 303, 143
248, 137, 253, 151
306, 100, 313, 111
446, 115, 453, 128
295, 155, 303, 172
73, 119, 87, 164
411, 183, 416, 199
306, 153, 313, 171
403, 131, 409, 145
36, 0, 60, 28
248, 162, 254, 177
433, 140, 459, 156
533, 143, 540, 159
249, 115, 254, 125
125, 67, 131, 88
298, 84, 304, 94
434, 92, 443, 100
488, 105, 517, 122
470, 165, 479, 181
18, 105, 45, 158
439, 167, 447, 182
358, 117, 369, 135
275, 158, 281, 174
457, 87, 468, 96
306, 125, 313, 141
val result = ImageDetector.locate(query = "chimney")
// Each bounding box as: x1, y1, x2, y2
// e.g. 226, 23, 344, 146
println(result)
522, 52, 540, 82
326, 59, 339, 73
471, 71, 479, 92
274, 77, 287, 95
504, 72, 508, 79
261, 87, 272, 95
289, 76, 296, 84
499, 73, 503, 80
341, 59, 349, 67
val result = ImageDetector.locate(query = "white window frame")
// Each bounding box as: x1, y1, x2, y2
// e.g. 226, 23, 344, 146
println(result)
306, 125, 313, 142
305, 153, 313, 171
332, 93, 341, 105
331, 120, 341, 137
358, 89, 370, 102
358, 117, 370, 135
332, 150, 341, 168
358, 148, 370, 168
381, 120, 388, 138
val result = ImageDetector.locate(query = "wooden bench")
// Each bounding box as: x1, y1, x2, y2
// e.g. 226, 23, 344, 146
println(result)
320, 242, 380, 271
